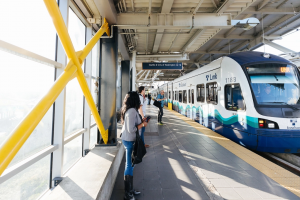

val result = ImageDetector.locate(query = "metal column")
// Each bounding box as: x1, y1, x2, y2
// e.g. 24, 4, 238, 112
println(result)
116, 56, 122, 110
131, 50, 136, 91
98, 26, 118, 145
121, 60, 130, 102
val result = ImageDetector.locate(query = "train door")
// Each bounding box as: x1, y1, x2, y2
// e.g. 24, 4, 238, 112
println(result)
223, 83, 247, 140
206, 82, 218, 130
196, 84, 206, 125
191, 87, 195, 120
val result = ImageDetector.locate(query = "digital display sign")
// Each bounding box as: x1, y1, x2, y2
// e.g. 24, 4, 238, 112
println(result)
142, 62, 183, 70
246, 64, 293, 74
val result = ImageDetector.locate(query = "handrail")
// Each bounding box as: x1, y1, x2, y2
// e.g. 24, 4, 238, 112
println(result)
0, 0, 110, 177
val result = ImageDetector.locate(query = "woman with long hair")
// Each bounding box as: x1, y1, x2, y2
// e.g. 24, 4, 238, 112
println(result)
121, 91, 148, 200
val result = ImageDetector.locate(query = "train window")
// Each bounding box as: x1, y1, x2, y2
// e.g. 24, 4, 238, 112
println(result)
188, 90, 191, 103
173, 91, 174, 101
206, 82, 218, 104
179, 91, 182, 102
225, 84, 245, 111
183, 90, 187, 103
196, 84, 205, 102
169, 91, 171, 99
191, 89, 194, 104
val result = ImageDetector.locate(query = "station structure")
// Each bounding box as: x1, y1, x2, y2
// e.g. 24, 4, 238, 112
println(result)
0, 0, 300, 199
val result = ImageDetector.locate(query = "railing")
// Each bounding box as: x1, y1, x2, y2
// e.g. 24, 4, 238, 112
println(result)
0, 0, 110, 177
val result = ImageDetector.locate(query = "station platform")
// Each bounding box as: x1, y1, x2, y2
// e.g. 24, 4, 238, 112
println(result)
111, 105, 300, 200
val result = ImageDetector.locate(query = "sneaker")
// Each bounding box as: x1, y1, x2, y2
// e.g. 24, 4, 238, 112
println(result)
160, 122, 164, 124
158, 122, 163, 125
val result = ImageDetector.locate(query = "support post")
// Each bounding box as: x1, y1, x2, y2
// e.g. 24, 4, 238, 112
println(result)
98, 26, 118, 145
51, 0, 69, 186
83, 26, 93, 153
116, 55, 122, 110
131, 50, 136, 91
121, 60, 130, 102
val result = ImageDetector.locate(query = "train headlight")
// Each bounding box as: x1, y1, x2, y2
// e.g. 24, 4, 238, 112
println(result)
268, 123, 275, 128
258, 118, 279, 129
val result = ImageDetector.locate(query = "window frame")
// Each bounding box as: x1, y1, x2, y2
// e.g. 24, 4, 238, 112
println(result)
179, 90, 182, 102
188, 89, 191, 103
191, 89, 194, 104
224, 83, 246, 111
196, 84, 205, 103
206, 82, 218, 105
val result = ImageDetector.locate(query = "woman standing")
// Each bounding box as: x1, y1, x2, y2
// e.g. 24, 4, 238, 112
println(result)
121, 91, 148, 200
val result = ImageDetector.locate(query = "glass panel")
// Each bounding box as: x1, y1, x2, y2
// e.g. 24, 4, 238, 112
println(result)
64, 79, 84, 137
90, 78, 99, 125
0, 50, 53, 167
188, 90, 190, 103
206, 83, 218, 104
90, 126, 98, 148
246, 63, 300, 105
68, 8, 86, 70
91, 41, 100, 77
225, 84, 245, 111
0, 0, 56, 60
197, 84, 205, 102
63, 136, 82, 174
0, 156, 50, 200
179, 91, 182, 102
191, 89, 194, 104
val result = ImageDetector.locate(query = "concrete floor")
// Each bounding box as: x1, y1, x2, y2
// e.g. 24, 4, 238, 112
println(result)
110, 106, 300, 200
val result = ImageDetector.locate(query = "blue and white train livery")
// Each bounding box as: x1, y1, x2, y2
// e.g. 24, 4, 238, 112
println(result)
157, 51, 300, 153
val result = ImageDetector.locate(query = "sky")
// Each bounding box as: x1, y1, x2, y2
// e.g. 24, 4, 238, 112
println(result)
254, 27, 300, 55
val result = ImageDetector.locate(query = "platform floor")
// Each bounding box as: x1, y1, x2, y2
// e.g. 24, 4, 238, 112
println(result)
111, 106, 300, 200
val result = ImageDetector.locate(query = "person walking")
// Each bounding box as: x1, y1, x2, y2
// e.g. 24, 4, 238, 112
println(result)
138, 86, 150, 148
156, 90, 166, 125
120, 91, 148, 200
148, 93, 151, 105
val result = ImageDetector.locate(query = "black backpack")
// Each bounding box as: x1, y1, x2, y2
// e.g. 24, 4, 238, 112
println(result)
131, 113, 147, 166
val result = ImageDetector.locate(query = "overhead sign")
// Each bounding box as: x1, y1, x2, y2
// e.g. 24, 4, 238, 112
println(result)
142, 62, 183, 70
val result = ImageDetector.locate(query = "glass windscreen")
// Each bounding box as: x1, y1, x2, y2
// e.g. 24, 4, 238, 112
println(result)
246, 63, 300, 105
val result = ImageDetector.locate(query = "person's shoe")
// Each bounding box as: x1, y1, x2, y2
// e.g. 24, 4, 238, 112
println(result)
124, 175, 135, 200
158, 122, 163, 125
145, 144, 150, 148
160, 121, 164, 124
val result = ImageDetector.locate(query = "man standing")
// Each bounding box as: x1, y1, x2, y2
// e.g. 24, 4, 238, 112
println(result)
138, 86, 150, 148
148, 93, 151, 105
156, 90, 166, 125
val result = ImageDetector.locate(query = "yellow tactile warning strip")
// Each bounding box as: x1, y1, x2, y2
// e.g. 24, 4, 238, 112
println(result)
166, 108, 300, 197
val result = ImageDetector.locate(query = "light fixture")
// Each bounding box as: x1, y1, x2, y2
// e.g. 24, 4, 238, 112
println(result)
263, 53, 270, 58
268, 123, 275, 128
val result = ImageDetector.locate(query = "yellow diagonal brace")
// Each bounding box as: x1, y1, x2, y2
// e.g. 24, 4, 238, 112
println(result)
0, 65, 77, 176
44, 0, 109, 143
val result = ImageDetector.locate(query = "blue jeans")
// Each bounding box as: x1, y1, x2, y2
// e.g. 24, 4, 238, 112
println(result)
123, 140, 135, 176
141, 127, 145, 144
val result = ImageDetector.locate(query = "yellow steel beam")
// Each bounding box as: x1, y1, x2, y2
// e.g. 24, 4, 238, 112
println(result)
43, 0, 110, 144
0, 0, 110, 176
0, 65, 77, 176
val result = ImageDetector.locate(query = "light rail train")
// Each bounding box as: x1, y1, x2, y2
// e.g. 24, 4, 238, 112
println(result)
151, 51, 300, 153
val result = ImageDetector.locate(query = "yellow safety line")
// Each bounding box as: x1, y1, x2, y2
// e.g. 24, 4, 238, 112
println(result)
0, 0, 110, 177
166, 108, 300, 197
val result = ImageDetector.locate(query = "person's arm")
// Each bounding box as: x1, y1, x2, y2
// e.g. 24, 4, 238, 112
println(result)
138, 105, 144, 119
157, 94, 165, 101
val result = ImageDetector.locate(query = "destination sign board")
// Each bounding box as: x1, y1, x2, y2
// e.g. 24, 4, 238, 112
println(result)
142, 62, 183, 70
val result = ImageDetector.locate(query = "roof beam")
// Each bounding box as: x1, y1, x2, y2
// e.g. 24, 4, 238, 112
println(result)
193, 0, 205, 15
257, 0, 270, 11
152, 0, 174, 53
207, 39, 222, 52
224, 27, 236, 38
116, 13, 231, 29
217, 0, 235, 14
193, 50, 230, 54
131, 0, 134, 12
214, 34, 254, 40
277, 0, 288, 9
181, 29, 206, 52
244, 6, 300, 14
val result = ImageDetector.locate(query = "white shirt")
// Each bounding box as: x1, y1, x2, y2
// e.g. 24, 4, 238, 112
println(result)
139, 94, 147, 117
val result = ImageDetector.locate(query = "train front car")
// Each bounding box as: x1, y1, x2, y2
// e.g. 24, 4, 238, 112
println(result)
222, 51, 300, 153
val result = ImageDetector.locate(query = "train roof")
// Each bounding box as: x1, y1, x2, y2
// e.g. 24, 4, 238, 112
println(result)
226, 51, 291, 66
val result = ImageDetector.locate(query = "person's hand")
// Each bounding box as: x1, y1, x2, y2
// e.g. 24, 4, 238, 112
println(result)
142, 117, 147, 122
143, 121, 148, 127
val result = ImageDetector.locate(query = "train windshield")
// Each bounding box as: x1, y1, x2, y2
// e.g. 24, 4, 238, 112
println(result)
246, 63, 300, 105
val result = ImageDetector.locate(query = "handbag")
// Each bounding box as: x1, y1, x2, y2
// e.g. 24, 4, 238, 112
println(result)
131, 126, 147, 166
131, 111, 147, 166
153, 100, 161, 108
